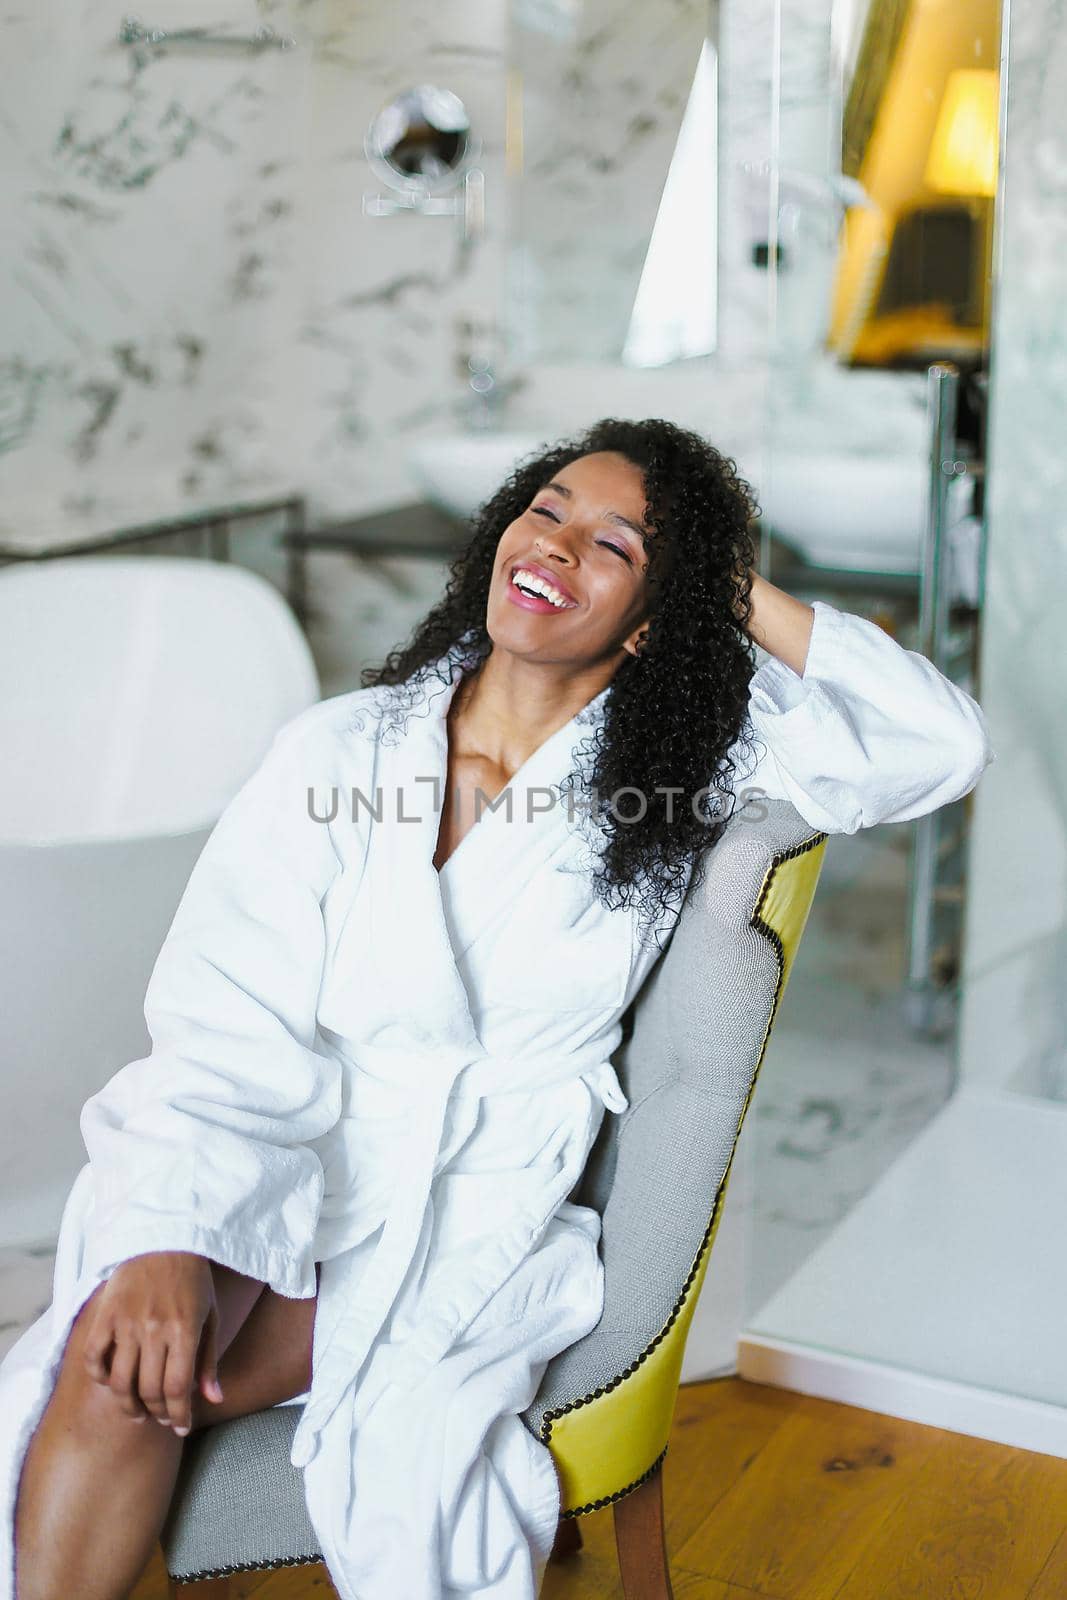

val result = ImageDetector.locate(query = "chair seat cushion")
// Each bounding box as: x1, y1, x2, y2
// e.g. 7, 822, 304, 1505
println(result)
160, 1406, 322, 1582
162, 1399, 551, 1581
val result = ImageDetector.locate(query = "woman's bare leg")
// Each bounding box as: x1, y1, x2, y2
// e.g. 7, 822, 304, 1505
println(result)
188, 1270, 319, 1433
12, 1260, 315, 1600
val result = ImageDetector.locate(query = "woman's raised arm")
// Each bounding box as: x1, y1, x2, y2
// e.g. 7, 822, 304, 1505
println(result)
78, 701, 348, 1302
727, 572, 994, 835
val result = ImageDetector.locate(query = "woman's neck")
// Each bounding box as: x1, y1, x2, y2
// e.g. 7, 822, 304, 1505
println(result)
449, 648, 611, 777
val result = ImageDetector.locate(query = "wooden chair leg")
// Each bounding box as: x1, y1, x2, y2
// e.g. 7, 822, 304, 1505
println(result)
613, 1461, 673, 1600
549, 1514, 584, 1561
168, 1578, 230, 1597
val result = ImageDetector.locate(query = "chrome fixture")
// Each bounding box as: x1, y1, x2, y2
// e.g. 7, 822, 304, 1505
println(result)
453, 314, 525, 430
905, 360, 976, 1036
363, 87, 485, 241
118, 15, 297, 51
457, 371, 526, 431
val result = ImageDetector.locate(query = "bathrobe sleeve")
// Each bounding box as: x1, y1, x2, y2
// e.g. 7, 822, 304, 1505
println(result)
79, 702, 346, 1300
730, 598, 994, 835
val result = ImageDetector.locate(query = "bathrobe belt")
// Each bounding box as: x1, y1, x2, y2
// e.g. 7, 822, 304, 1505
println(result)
289, 1044, 627, 1473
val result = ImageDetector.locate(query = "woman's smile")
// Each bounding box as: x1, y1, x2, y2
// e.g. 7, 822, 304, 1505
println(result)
507, 561, 580, 612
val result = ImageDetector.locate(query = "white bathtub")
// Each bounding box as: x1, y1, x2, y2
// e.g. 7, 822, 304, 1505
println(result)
0, 556, 320, 1249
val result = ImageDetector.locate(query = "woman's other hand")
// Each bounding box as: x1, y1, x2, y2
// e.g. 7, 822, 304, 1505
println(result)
80, 1251, 224, 1436
737, 568, 815, 677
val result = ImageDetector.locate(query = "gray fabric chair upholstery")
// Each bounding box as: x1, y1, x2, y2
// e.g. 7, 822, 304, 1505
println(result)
527, 797, 816, 1436
160, 798, 822, 1583
162, 1407, 315, 1582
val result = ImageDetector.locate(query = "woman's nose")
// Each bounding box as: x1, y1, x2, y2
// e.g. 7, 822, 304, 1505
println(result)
535, 531, 577, 565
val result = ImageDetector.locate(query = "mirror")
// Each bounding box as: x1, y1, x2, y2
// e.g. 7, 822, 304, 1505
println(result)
793, 0, 1001, 372
506, 0, 720, 368
365, 85, 474, 194
758, 0, 1004, 577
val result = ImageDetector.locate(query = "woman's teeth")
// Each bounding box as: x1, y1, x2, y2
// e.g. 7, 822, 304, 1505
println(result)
511, 568, 573, 608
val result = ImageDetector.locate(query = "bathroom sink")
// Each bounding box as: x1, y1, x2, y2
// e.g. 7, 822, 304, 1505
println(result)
758, 450, 973, 575
409, 431, 546, 521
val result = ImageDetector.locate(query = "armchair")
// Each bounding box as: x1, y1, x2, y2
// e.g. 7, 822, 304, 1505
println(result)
160, 798, 828, 1597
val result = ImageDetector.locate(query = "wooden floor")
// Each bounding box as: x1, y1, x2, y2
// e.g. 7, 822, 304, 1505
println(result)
132, 1376, 1067, 1599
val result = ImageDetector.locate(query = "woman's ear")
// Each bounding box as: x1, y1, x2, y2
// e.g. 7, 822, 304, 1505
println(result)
623, 624, 650, 660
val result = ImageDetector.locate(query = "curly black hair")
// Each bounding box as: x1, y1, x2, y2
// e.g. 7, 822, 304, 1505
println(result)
361, 416, 763, 945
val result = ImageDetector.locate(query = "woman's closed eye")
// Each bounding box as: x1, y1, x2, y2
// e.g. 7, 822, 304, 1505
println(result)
531, 505, 631, 563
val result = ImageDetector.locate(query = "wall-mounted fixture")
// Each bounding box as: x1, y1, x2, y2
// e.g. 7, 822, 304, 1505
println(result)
363, 86, 485, 241
452, 313, 526, 430
117, 15, 297, 53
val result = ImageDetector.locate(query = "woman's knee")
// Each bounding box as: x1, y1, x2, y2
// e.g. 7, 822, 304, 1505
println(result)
50, 1301, 157, 1441
53, 1258, 268, 1435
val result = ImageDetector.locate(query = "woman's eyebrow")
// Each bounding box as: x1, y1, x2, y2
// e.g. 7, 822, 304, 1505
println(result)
541, 481, 649, 543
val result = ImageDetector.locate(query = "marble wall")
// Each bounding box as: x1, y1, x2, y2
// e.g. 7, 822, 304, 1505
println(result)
0, 1, 310, 546
0, 0, 508, 548
958, 0, 1067, 1099
1, 0, 930, 559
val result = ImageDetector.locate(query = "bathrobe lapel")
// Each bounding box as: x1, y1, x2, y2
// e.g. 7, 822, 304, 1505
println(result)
359, 674, 480, 1054
442, 718, 611, 968
368, 648, 611, 1014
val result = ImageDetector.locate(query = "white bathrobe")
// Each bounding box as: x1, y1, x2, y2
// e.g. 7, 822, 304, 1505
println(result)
0, 600, 993, 1600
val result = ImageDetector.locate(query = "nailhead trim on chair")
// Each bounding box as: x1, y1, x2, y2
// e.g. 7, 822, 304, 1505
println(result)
173, 1551, 323, 1584
538, 832, 827, 1515
557, 1443, 671, 1518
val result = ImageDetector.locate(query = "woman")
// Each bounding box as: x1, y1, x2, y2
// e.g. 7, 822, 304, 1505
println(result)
2, 417, 992, 1600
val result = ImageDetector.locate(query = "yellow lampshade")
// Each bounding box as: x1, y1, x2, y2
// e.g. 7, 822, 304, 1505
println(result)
924, 68, 999, 198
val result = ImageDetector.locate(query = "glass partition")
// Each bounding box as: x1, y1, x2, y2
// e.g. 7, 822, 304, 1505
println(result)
736, 0, 1059, 1446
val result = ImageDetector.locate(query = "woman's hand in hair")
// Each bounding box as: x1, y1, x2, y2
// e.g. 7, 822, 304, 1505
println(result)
737, 569, 815, 678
